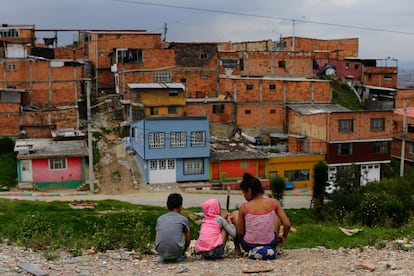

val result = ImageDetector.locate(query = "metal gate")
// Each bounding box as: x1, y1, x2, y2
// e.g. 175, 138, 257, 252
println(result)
148, 159, 176, 184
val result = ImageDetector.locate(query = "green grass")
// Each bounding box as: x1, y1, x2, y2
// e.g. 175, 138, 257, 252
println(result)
330, 77, 364, 110
0, 199, 413, 254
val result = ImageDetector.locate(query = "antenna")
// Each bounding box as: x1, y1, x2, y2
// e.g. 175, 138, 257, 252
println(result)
163, 22, 168, 43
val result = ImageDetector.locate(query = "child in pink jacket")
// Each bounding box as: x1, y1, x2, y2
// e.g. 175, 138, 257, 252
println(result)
195, 198, 236, 259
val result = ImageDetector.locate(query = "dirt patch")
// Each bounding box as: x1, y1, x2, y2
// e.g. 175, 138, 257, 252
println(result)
94, 133, 138, 195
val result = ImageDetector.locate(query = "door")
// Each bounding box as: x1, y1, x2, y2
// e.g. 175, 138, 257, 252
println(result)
149, 159, 176, 184
20, 160, 33, 182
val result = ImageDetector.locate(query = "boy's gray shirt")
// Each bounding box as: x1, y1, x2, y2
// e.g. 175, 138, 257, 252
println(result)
155, 212, 190, 257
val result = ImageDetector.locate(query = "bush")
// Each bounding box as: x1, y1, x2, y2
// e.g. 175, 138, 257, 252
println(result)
270, 175, 285, 201
312, 161, 328, 218
0, 137, 14, 155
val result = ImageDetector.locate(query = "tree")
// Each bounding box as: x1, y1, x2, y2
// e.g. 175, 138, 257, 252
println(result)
270, 175, 285, 202
312, 161, 328, 212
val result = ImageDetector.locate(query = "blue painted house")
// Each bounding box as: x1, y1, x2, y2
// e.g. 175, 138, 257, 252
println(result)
130, 116, 210, 184
128, 82, 210, 184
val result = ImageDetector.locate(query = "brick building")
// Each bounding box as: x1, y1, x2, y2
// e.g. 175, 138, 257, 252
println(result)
0, 25, 86, 138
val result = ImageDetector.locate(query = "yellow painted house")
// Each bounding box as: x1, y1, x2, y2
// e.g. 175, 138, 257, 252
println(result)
266, 153, 325, 189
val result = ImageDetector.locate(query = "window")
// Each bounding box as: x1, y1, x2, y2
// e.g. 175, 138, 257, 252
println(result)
191, 131, 206, 147
246, 84, 254, 90
345, 63, 350, 69
200, 75, 208, 80
119, 49, 143, 64
7, 64, 16, 71
171, 132, 186, 148
180, 78, 186, 83
169, 90, 179, 96
200, 52, 208, 59
150, 107, 159, 115
149, 160, 157, 170
154, 72, 171, 82
221, 59, 238, 69
49, 158, 66, 170
410, 143, 414, 154
168, 159, 176, 169
370, 118, 385, 131
0, 28, 19, 38
159, 160, 166, 170
384, 74, 393, 80
134, 128, 139, 143
270, 109, 276, 114
338, 143, 352, 156
338, 119, 353, 133
168, 106, 178, 114
183, 158, 204, 175
213, 104, 224, 114
240, 161, 249, 169
269, 84, 276, 90
245, 109, 251, 115
278, 60, 286, 68
284, 169, 310, 182
373, 141, 388, 153
149, 132, 165, 148
354, 64, 360, 70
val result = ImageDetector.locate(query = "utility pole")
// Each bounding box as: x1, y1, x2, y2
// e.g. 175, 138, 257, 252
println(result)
400, 98, 407, 177
292, 19, 295, 52
86, 79, 95, 193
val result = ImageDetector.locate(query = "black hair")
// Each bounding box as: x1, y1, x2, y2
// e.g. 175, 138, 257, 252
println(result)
167, 193, 183, 211
239, 173, 264, 198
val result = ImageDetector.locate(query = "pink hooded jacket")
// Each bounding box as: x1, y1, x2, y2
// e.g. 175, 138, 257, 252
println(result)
195, 198, 223, 252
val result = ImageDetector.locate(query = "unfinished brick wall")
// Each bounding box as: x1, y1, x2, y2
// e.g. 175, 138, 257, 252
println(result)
282, 37, 359, 59
328, 110, 393, 141
185, 101, 234, 123
20, 108, 78, 138
364, 66, 398, 88
1, 59, 82, 107
0, 103, 20, 137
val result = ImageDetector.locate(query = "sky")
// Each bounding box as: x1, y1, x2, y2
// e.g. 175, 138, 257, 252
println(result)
2, 0, 414, 66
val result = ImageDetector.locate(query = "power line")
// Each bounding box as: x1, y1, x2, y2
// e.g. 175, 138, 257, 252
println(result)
112, 0, 414, 36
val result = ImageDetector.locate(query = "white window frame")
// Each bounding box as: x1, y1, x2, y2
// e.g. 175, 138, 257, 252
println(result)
149, 132, 165, 149
183, 158, 204, 175
155, 72, 172, 82
168, 159, 176, 169
134, 128, 139, 143
49, 158, 67, 170
191, 131, 206, 147
149, 160, 158, 170
171, 131, 186, 148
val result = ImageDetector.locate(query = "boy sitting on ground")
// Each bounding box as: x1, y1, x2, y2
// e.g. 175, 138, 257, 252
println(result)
155, 193, 190, 261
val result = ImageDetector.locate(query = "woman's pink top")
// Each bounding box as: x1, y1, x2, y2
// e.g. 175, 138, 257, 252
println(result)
242, 199, 276, 244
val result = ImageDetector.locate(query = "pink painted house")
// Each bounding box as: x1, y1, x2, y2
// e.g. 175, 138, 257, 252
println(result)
14, 139, 88, 189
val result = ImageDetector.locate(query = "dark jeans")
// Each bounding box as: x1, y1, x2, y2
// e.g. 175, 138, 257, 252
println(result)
199, 243, 225, 259
240, 232, 278, 252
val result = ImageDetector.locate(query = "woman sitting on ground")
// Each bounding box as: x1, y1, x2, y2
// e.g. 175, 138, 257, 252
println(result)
232, 173, 291, 257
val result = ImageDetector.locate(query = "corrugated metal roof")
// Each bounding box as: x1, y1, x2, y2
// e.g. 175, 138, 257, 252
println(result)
128, 83, 185, 90
287, 104, 350, 115
210, 150, 268, 162
15, 138, 88, 159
